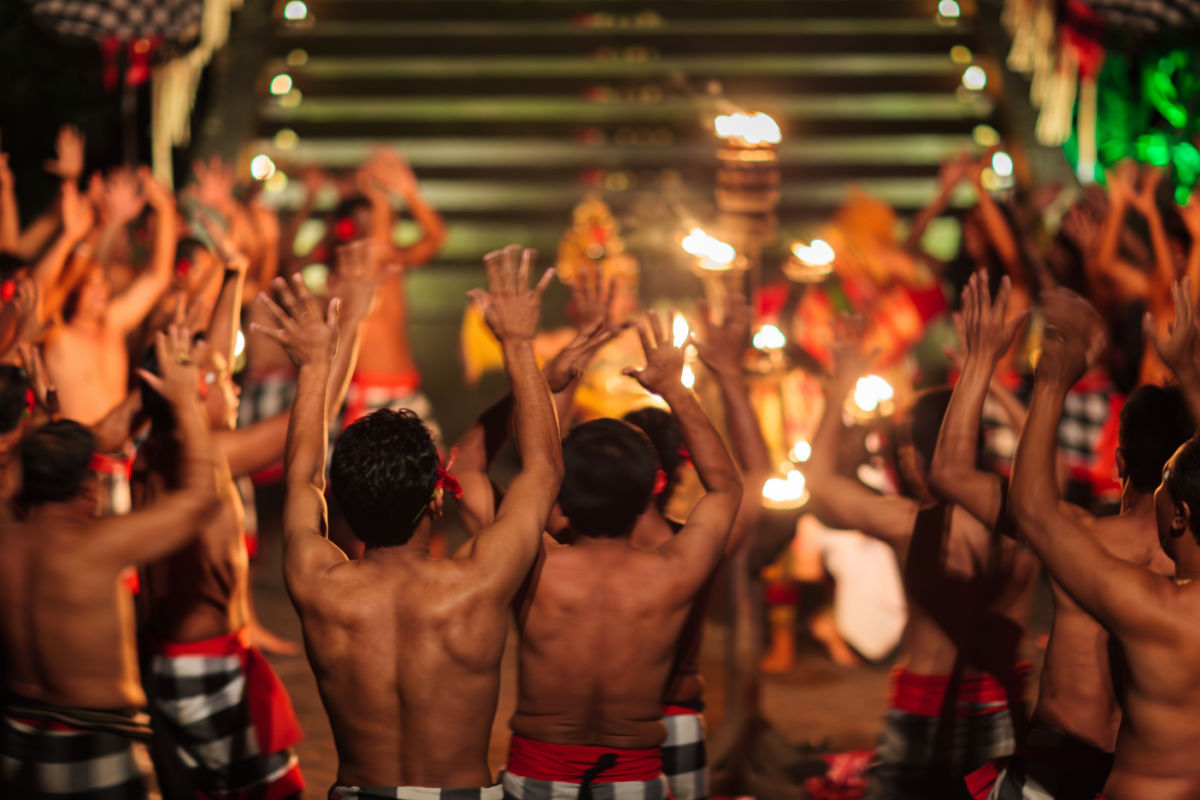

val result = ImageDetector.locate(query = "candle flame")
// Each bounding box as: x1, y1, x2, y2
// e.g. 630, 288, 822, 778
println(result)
682, 228, 736, 269
714, 112, 781, 145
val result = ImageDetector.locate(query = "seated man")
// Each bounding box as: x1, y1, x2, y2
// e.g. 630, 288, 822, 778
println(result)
1009, 287, 1200, 800
0, 326, 218, 799
275, 245, 561, 798
804, 316, 1039, 800
936, 272, 1193, 800
504, 311, 741, 799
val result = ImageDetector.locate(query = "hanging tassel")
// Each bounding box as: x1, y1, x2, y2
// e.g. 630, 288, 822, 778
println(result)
1075, 73, 1098, 183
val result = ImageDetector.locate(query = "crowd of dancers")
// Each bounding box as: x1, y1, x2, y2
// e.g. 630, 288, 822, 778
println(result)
2, 122, 1200, 800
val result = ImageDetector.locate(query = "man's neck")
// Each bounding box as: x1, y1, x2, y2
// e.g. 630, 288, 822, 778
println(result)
1121, 487, 1155, 517
69, 315, 104, 334
1172, 539, 1200, 582
364, 521, 434, 559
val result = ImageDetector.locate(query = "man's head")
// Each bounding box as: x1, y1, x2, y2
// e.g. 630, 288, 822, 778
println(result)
558, 418, 658, 538
330, 196, 373, 245
1117, 385, 1194, 495
330, 409, 439, 548
1155, 437, 1200, 557
65, 266, 112, 323
18, 420, 96, 509
623, 406, 683, 512
893, 387, 962, 499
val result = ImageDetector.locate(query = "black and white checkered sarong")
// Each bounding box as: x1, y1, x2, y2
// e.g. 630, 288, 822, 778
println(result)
661, 709, 706, 800
0, 709, 149, 799
501, 771, 669, 799
330, 783, 504, 799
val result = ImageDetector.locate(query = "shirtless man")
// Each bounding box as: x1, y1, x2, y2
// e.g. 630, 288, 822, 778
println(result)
138, 244, 376, 798
1009, 287, 1200, 800
0, 326, 218, 799
277, 245, 561, 798
503, 311, 741, 799
933, 272, 1193, 799
804, 324, 1040, 800
625, 293, 772, 800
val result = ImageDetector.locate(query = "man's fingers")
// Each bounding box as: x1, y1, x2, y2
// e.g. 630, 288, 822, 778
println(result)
136, 369, 166, 396
257, 292, 290, 327
1002, 310, 1030, 348
532, 267, 555, 299
635, 320, 653, 357
517, 247, 536, 291
482, 250, 503, 293
326, 297, 342, 328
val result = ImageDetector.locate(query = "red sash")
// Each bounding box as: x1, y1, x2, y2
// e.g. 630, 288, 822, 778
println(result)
506, 733, 662, 782
889, 662, 1031, 717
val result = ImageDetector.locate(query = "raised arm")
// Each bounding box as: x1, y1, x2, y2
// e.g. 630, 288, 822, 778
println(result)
930, 271, 1027, 528
625, 311, 741, 586
1145, 276, 1200, 424
254, 274, 349, 586
106, 169, 175, 333
458, 246, 563, 593
0, 150, 17, 253
199, 215, 248, 367
805, 338, 918, 547
906, 153, 965, 254
694, 293, 772, 554
1010, 289, 1174, 638
370, 149, 446, 268
32, 183, 93, 322
92, 326, 219, 566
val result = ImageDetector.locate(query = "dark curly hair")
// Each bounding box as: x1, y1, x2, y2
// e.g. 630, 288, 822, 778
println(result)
1119, 384, 1194, 494
0, 365, 30, 434
558, 418, 658, 538
19, 420, 96, 507
623, 406, 683, 512
330, 408, 439, 547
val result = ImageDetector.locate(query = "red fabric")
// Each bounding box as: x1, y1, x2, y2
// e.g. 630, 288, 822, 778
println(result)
764, 582, 800, 606
888, 662, 1031, 717
89, 452, 134, 478
964, 758, 1006, 799
661, 705, 700, 718
903, 282, 948, 323
341, 369, 421, 430
120, 567, 139, 596
506, 733, 662, 782
153, 628, 304, 756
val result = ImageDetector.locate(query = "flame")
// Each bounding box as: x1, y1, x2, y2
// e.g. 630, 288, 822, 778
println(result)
762, 470, 808, 508
752, 324, 786, 351
250, 154, 276, 180
791, 239, 835, 267
681, 364, 696, 389
853, 375, 895, 413
673, 313, 690, 348
682, 228, 736, 269
791, 440, 812, 462
714, 112, 781, 145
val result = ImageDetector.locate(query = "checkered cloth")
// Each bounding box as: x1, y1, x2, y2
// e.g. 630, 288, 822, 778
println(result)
330, 784, 504, 799
239, 368, 297, 428
149, 628, 304, 799
28, 0, 202, 42
0, 705, 151, 799
501, 773, 670, 800
965, 724, 1113, 800
660, 706, 706, 800
865, 668, 1028, 800
501, 734, 669, 800
1082, 0, 1200, 31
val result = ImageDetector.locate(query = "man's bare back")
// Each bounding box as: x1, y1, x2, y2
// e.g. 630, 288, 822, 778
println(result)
514, 535, 702, 748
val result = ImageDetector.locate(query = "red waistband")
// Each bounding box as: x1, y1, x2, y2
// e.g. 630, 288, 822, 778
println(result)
350, 369, 420, 393
506, 733, 662, 783
889, 662, 1031, 717
89, 452, 134, 477
8, 715, 84, 733
661, 704, 702, 718
152, 627, 250, 658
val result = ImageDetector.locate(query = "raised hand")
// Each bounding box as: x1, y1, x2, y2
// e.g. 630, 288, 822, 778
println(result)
938, 151, 971, 192
543, 318, 613, 393
623, 310, 686, 396
137, 324, 206, 408
102, 167, 146, 225
18, 343, 59, 418
1038, 288, 1106, 388
330, 239, 398, 321
960, 270, 1028, 364
198, 212, 248, 273
251, 274, 341, 369
694, 292, 751, 377
1145, 277, 1200, 378
467, 244, 554, 343
1129, 165, 1163, 217
9, 278, 44, 348
191, 155, 235, 212
140, 166, 174, 211
45, 126, 85, 182
367, 148, 418, 196
567, 264, 616, 334
60, 182, 95, 242
1180, 191, 1200, 239
1105, 160, 1140, 208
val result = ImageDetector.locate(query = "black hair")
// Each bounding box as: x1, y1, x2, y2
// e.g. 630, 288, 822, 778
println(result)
1119, 384, 1195, 494
1165, 437, 1200, 539
558, 418, 658, 538
906, 387, 956, 471
329, 408, 439, 547
623, 406, 683, 512
0, 365, 30, 434
18, 420, 95, 506
0, 252, 28, 283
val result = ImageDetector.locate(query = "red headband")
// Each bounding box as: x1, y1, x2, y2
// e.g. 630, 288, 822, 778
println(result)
436, 448, 463, 500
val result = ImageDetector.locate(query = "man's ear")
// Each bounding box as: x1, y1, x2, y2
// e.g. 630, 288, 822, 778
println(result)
1115, 447, 1127, 480
1176, 499, 1192, 537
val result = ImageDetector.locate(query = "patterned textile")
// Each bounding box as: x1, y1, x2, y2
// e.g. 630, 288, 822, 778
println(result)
28, 0, 202, 42
239, 367, 297, 485
149, 628, 304, 799
91, 451, 134, 517
660, 706, 706, 800
501, 734, 668, 800
329, 784, 504, 799
1081, 0, 1200, 32
964, 724, 1113, 800
0, 706, 151, 799
864, 667, 1029, 800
